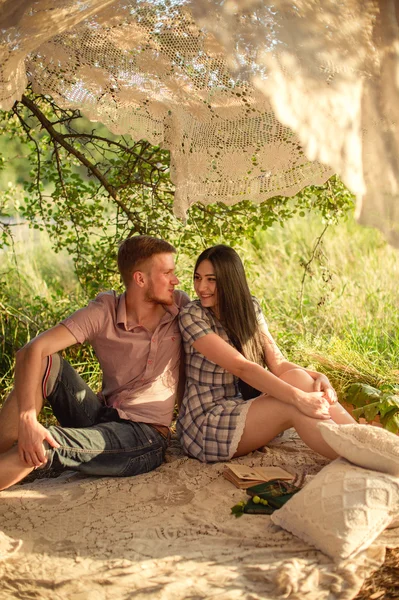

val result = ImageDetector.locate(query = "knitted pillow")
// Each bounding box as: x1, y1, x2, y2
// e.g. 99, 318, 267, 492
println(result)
318, 422, 399, 476
271, 458, 399, 561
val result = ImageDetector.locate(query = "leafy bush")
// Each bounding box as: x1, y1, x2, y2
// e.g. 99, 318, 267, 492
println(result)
344, 383, 399, 433
1, 90, 354, 296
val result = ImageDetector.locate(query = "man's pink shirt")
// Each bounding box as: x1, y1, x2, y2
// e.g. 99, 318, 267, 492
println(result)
61, 290, 190, 426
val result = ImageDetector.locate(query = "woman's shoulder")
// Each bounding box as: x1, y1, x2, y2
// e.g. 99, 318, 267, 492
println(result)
179, 300, 215, 326
179, 299, 206, 316
251, 296, 262, 312
178, 300, 216, 340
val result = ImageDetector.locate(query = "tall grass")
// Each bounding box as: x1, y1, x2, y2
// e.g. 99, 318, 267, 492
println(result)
0, 222, 100, 398
243, 213, 399, 397
1, 212, 398, 407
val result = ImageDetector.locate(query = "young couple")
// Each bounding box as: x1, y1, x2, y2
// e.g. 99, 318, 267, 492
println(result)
0, 236, 355, 490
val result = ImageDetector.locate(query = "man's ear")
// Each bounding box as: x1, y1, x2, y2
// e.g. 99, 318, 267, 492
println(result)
133, 270, 146, 287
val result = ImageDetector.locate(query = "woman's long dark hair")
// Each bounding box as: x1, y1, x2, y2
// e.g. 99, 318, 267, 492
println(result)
194, 245, 265, 366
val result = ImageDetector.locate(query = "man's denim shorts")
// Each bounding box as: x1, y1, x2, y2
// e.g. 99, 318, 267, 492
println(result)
40, 355, 169, 477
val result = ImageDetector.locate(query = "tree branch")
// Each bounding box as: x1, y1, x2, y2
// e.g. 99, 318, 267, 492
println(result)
12, 106, 44, 213
299, 221, 330, 332
63, 133, 157, 168
20, 94, 142, 230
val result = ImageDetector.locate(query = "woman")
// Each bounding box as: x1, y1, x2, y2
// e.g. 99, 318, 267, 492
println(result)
177, 245, 355, 463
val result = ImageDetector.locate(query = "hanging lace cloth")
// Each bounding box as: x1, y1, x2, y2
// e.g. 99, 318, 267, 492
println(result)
0, 1, 398, 244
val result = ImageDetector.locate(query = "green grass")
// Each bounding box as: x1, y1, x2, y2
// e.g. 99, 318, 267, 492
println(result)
0, 222, 101, 398
245, 213, 399, 399
1, 212, 398, 426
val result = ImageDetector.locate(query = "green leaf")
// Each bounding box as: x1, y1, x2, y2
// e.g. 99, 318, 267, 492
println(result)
380, 408, 398, 427
344, 383, 381, 408
384, 412, 399, 434
363, 401, 381, 422
380, 383, 399, 394
378, 394, 399, 418
352, 406, 365, 419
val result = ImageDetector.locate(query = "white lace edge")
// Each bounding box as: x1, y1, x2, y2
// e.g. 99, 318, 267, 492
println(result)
228, 396, 258, 459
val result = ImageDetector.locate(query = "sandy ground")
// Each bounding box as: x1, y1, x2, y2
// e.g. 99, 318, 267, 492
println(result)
0, 431, 398, 600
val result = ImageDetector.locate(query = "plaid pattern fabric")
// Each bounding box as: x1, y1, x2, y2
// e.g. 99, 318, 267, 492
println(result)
177, 299, 268, 462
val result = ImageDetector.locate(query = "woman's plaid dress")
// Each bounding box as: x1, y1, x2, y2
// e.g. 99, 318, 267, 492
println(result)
177, 299, 268, 462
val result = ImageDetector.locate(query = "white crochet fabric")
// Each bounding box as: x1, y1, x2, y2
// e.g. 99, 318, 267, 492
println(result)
271, 458, 399, 561
318, 422, 399, 476
0, 1, 399, 243
0, 531, 22, 561
5, 431, 395, 600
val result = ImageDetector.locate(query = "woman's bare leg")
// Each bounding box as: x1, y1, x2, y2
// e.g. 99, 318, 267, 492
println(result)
329, 402, 357, 424
280, 368, 356, 424
234, 395, 338, 459
234, 368, 355, 459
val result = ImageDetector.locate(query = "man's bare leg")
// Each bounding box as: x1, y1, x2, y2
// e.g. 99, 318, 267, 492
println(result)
0, 390, 20, 453
0, 381, 45, 490
0, 446, 35, 491
0, 358, 48, 454
0, 356, 61, 490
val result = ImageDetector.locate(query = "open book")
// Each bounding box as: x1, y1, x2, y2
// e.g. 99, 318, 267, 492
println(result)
223, 464, 294, 489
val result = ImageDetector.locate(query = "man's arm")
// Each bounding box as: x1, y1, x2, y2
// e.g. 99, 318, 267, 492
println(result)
14, 324, 78, 468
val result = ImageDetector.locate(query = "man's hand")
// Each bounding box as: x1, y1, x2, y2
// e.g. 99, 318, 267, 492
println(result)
313, 373, 337, 405
292, 390, 332, 420
18, 413, 60, 468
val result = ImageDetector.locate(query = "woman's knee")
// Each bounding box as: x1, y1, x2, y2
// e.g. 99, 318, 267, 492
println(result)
279, 368, 314, 392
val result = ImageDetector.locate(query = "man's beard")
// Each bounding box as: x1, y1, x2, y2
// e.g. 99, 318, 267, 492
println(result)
145, 280, 173, 305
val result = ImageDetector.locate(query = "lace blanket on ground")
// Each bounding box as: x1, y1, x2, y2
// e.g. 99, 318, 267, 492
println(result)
0, 1, 398, 245
0, 430, 398, 600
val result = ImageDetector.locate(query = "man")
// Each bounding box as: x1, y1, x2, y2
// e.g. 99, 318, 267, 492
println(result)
0, 236, 189, 490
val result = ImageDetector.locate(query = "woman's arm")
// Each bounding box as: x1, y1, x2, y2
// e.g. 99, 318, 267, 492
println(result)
192, 332, 331, 420
302, 367, 337, 403
260, 325, 337, 403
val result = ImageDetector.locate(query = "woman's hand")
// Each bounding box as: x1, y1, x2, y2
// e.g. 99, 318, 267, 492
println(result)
292, 390, 332, 420
312, 373, 338, 405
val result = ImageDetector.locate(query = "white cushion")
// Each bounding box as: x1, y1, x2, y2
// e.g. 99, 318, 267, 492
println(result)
271, 458, 399, 561
317, 422, 399, 476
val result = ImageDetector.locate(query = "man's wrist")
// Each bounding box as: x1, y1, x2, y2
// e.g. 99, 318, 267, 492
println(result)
19, 410, 37, 422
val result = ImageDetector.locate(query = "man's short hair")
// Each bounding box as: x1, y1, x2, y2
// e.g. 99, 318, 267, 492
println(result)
117, 235, 176, 287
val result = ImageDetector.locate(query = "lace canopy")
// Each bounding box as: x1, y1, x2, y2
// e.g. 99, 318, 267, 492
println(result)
0, 1, 398, 244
